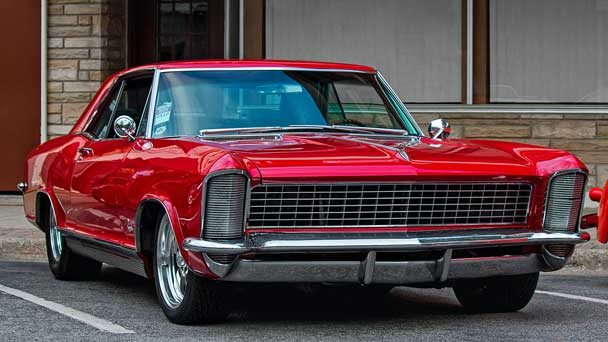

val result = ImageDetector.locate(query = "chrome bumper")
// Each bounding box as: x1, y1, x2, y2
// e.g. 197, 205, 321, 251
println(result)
182, 229, 588, 284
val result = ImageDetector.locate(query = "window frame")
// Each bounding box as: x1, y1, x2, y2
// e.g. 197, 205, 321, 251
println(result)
146, 68, 423, 138
82, 69, 156, 141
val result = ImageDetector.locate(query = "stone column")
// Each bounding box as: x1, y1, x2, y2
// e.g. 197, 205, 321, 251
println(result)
47, 0, 126, 139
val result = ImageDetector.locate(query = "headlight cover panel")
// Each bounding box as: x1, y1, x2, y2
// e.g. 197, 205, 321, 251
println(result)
543, 169, 587, 234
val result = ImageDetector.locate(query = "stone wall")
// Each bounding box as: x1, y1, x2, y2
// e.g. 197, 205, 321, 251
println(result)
47, 0, 125, 138
412, 112, 607, 207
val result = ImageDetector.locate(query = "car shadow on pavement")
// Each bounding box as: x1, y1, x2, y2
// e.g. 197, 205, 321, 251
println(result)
98, 265, 471, 323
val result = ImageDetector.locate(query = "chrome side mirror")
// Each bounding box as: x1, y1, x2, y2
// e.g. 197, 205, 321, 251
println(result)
113, 115, 136, 141
428, 118, 451, 140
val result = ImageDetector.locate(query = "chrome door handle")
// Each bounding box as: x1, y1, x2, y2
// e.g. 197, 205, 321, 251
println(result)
78, 147, 94, 158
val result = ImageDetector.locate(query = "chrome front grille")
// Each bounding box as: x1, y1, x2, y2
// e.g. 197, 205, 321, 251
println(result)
248, 183, 532, 228
203, 173, 248, 240
543, 170, 587, 233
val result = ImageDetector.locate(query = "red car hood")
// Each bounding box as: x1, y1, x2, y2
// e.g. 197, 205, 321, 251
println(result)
197, 134, 580, 182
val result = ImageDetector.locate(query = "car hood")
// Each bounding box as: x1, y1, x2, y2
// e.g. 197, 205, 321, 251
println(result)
192, 134, 582, 182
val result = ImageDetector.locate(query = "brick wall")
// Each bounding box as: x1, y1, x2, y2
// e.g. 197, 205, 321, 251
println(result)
47, 0, 125, 139
412, 112, 606, 207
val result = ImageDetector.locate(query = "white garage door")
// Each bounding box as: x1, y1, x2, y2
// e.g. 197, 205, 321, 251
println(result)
265, 0, 462, 103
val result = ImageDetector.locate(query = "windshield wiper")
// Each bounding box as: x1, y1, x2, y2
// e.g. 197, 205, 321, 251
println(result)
198, 126, 283, 136
198, 125, 412, 137
329, 125, 412, 136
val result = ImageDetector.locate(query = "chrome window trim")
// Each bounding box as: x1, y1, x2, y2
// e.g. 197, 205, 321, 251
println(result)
376, 72, 424, 136
145, 68, 161, 139
158, 67, 374, 74
81, 68, 157, 140
81, 78, 118, 136
247, 181, 534, 229
136, 74, 156, 137
200, 169, 251, 240
146, 67, 421, 138
542, 168, 588, 233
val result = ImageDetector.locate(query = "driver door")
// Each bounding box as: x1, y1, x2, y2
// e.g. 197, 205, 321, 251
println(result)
68, 72, 154, 245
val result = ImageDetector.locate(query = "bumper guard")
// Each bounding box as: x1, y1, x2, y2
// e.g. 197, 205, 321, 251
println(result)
183, 229, 589, 284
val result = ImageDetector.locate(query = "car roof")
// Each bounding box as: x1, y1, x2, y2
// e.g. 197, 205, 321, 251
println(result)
118, 59, 377, 75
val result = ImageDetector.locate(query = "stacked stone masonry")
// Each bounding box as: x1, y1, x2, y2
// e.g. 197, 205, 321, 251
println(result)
47, 0, 125, 138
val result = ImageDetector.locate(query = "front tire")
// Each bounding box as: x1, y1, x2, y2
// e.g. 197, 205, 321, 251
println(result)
153, 213, 225, 324
45, 207, 101, 280
453, 272, 539, 313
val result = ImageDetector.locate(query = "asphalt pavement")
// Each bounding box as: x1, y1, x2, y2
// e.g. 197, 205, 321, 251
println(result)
1, 260, 607, 342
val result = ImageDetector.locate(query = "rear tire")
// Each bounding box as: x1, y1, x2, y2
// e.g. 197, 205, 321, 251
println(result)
153, 213, 225, 324
45, 207, 101, 280
453, 272, 539, 313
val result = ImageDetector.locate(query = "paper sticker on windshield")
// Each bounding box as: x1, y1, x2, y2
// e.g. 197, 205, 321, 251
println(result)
155, 102, 172, 125
154, 126, 167, 136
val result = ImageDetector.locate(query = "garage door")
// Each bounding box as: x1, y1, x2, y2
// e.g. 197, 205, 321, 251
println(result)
0, 0, 40, 191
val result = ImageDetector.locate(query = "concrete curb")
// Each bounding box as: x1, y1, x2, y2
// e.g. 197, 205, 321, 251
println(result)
0, 239, 46, 261
569, 249, 608, 271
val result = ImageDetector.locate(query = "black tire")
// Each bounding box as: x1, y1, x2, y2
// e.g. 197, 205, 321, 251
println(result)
453, 272, 539, 313
153, 213, 225, 324
45, 208, 102, 280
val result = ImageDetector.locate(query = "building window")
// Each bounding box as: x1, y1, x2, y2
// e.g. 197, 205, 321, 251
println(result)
265, 0, 463, 104
159, 0, 211, 61
489, 0, 608, 103
128, 0, 224, 66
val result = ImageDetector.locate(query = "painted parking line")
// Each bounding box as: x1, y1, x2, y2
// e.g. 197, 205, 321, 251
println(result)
536, 290, 608, 305
0, 283, 134, 334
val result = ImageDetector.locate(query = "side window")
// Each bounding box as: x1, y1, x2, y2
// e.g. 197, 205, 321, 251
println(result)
85, 81, 123, 139
85, 74, 154, 139
327, 79, 397, 128
114, 76, 154, 138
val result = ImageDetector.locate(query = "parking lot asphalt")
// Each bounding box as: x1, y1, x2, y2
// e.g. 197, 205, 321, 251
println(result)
1, 260, 607, 342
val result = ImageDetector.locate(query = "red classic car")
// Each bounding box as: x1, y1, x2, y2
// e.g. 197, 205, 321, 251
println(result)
20, 60, 590, 324
584, 183, 608, 243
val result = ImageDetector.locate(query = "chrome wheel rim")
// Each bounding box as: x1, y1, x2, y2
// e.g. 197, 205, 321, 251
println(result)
156, 215, 188, 309
49, 209, 62, 262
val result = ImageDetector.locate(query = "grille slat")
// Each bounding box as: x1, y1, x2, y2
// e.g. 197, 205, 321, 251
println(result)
543, 171, 586, 233
203, 174, 247, 240
248, 183, 532, 228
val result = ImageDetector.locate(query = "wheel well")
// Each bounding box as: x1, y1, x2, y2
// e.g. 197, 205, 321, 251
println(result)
35, 193, 51, 233
136, 201, 166, 262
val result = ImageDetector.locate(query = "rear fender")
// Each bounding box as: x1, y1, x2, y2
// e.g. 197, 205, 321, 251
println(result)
35, 190, 66, 233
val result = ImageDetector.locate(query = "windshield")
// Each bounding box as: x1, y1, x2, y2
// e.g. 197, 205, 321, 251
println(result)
150, 70, 416, 137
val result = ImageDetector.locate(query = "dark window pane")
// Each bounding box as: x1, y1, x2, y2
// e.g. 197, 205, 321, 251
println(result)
191, 34, 208, 59
159, 2, 174, 34
86, 82, 123, 138
158, 0, 211, 60
192, 2, 208, 33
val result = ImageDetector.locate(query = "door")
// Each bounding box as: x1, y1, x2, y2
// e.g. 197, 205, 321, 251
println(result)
128, 0, 225, 66
0, 0, 40, 191
68, 73, 154, 245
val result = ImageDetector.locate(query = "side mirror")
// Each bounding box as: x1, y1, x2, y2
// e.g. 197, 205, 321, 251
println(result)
428, 118, 451, 140
113, 115, 136, 141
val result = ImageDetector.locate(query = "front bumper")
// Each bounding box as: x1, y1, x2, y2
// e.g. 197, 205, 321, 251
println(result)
183, 229, 589, 284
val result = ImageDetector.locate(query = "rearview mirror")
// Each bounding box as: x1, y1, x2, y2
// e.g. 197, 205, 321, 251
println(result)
113, 115, 136, 141
428, 118, 451, 140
